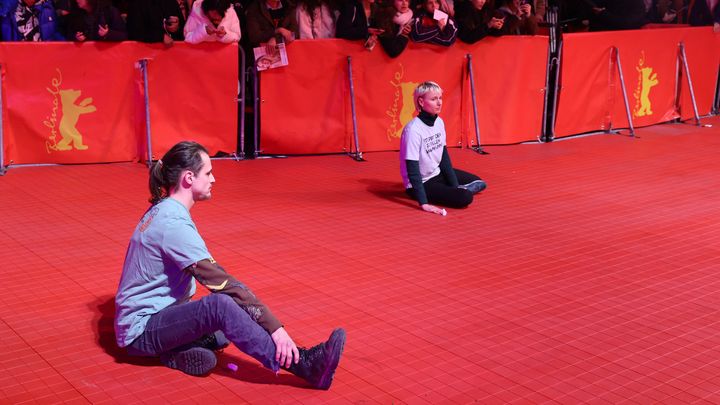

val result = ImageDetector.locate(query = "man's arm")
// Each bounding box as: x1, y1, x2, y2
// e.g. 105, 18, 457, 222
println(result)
185, 258, 282, 334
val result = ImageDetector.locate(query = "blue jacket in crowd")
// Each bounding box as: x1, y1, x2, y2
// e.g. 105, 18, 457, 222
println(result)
0, 0, 64, 41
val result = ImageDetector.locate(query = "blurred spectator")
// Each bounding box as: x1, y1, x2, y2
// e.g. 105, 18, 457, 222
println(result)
554, 0, 591, 32
455, 0, 503, 44
688, 0, 719, 30
245, 0, 296, 48
534, 0, 545, 22
335, 0, 374, 40
66, 0, 127, 41
375, 0, 412, 57
127, 0, 189, 43
112, 0, 127, 19
184, 0, 240, 43
649, 0, 687, 23
54, 0, 72, 34
494, 0, 538, 35
587, 0, 647, 31
0, 0, 64, 40
439, 0, 454, 16
411, 0, 453, 15
295, 0, 335, 39
410, 0, 457, 45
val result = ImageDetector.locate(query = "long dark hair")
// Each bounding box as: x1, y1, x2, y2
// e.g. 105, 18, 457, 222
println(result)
148, 141, 209, 205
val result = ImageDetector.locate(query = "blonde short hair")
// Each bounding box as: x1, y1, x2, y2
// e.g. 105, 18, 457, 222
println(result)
413, 81, 443, 112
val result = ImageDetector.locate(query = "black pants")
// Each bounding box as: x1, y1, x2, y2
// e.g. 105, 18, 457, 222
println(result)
406, 169, 481, 208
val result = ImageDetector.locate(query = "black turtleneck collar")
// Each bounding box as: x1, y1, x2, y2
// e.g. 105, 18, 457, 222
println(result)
418, 110, 438, 126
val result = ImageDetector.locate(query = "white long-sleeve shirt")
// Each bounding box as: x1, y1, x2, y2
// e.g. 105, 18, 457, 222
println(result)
184, 0, 241, 44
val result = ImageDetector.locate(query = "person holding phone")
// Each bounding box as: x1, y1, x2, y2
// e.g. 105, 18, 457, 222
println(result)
184, 0, 241, 43
66, 0, 127, 41
375, 0, 413, 57
126, 0, 189, 43
336, 0, 378, 40
409, 0, 457, 46
494, 0, 537, 35
456, 0, 505, 44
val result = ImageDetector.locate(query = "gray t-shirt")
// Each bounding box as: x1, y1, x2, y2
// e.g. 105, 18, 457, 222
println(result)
399, 116, 447, 188
114, 198, 211, 347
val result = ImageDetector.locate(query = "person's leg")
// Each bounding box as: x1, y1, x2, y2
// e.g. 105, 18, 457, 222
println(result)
454, 169, 480, 184
422, 175, 474, 208
192, 330, 230, 351
454, 169, 487, 194
127, 294, 346, 389
128, 294, 278, 372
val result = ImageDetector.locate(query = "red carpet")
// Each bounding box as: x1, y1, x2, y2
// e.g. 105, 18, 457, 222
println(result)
1, 117, 720, 403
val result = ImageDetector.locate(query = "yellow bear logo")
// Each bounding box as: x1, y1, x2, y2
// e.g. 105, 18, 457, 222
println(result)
56, 89, 96, 151
386, 63, 419, 140
398, 81, 419, 135
633, 52, 658, 118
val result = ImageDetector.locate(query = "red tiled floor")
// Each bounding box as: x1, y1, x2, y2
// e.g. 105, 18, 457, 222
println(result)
1, 117, 720, 403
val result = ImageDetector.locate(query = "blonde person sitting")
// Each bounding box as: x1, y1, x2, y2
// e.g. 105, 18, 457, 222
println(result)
400, 81, 487, 215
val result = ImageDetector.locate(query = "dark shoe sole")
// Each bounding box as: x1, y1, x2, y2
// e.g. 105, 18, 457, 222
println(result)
161, 347, 217, 376
316, 328, 346, 390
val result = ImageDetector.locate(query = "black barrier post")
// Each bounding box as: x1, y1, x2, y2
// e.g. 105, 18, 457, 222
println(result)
346, 56, 365, 161
236, 46, 246, 160
138, 59, 154, 166
540, 6, 561, 143
252, 65, 260, 158
678, 42, 702, 126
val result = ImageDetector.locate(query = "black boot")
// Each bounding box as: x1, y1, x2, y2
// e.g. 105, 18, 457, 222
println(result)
284, 328, 346, 390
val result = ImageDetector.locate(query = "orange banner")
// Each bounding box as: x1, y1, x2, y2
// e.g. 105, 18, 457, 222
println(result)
142, 43, 238, 159
466, 36, 548, 146
0, 42, 238, 166
260, 40, 350, 155
1, 29, 716, 166
259, 37, 548, 154
677, 28, 720, 120
349, 41, 465, 151
0, 42, 138, 165
555, 27, 719, 137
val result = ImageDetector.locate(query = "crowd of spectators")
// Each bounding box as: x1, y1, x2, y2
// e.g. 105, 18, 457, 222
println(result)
0, 0, 717, 56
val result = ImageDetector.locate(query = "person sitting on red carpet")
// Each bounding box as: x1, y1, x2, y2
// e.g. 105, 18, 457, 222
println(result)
114, 141, 345, 390
400, 81, 487, 215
